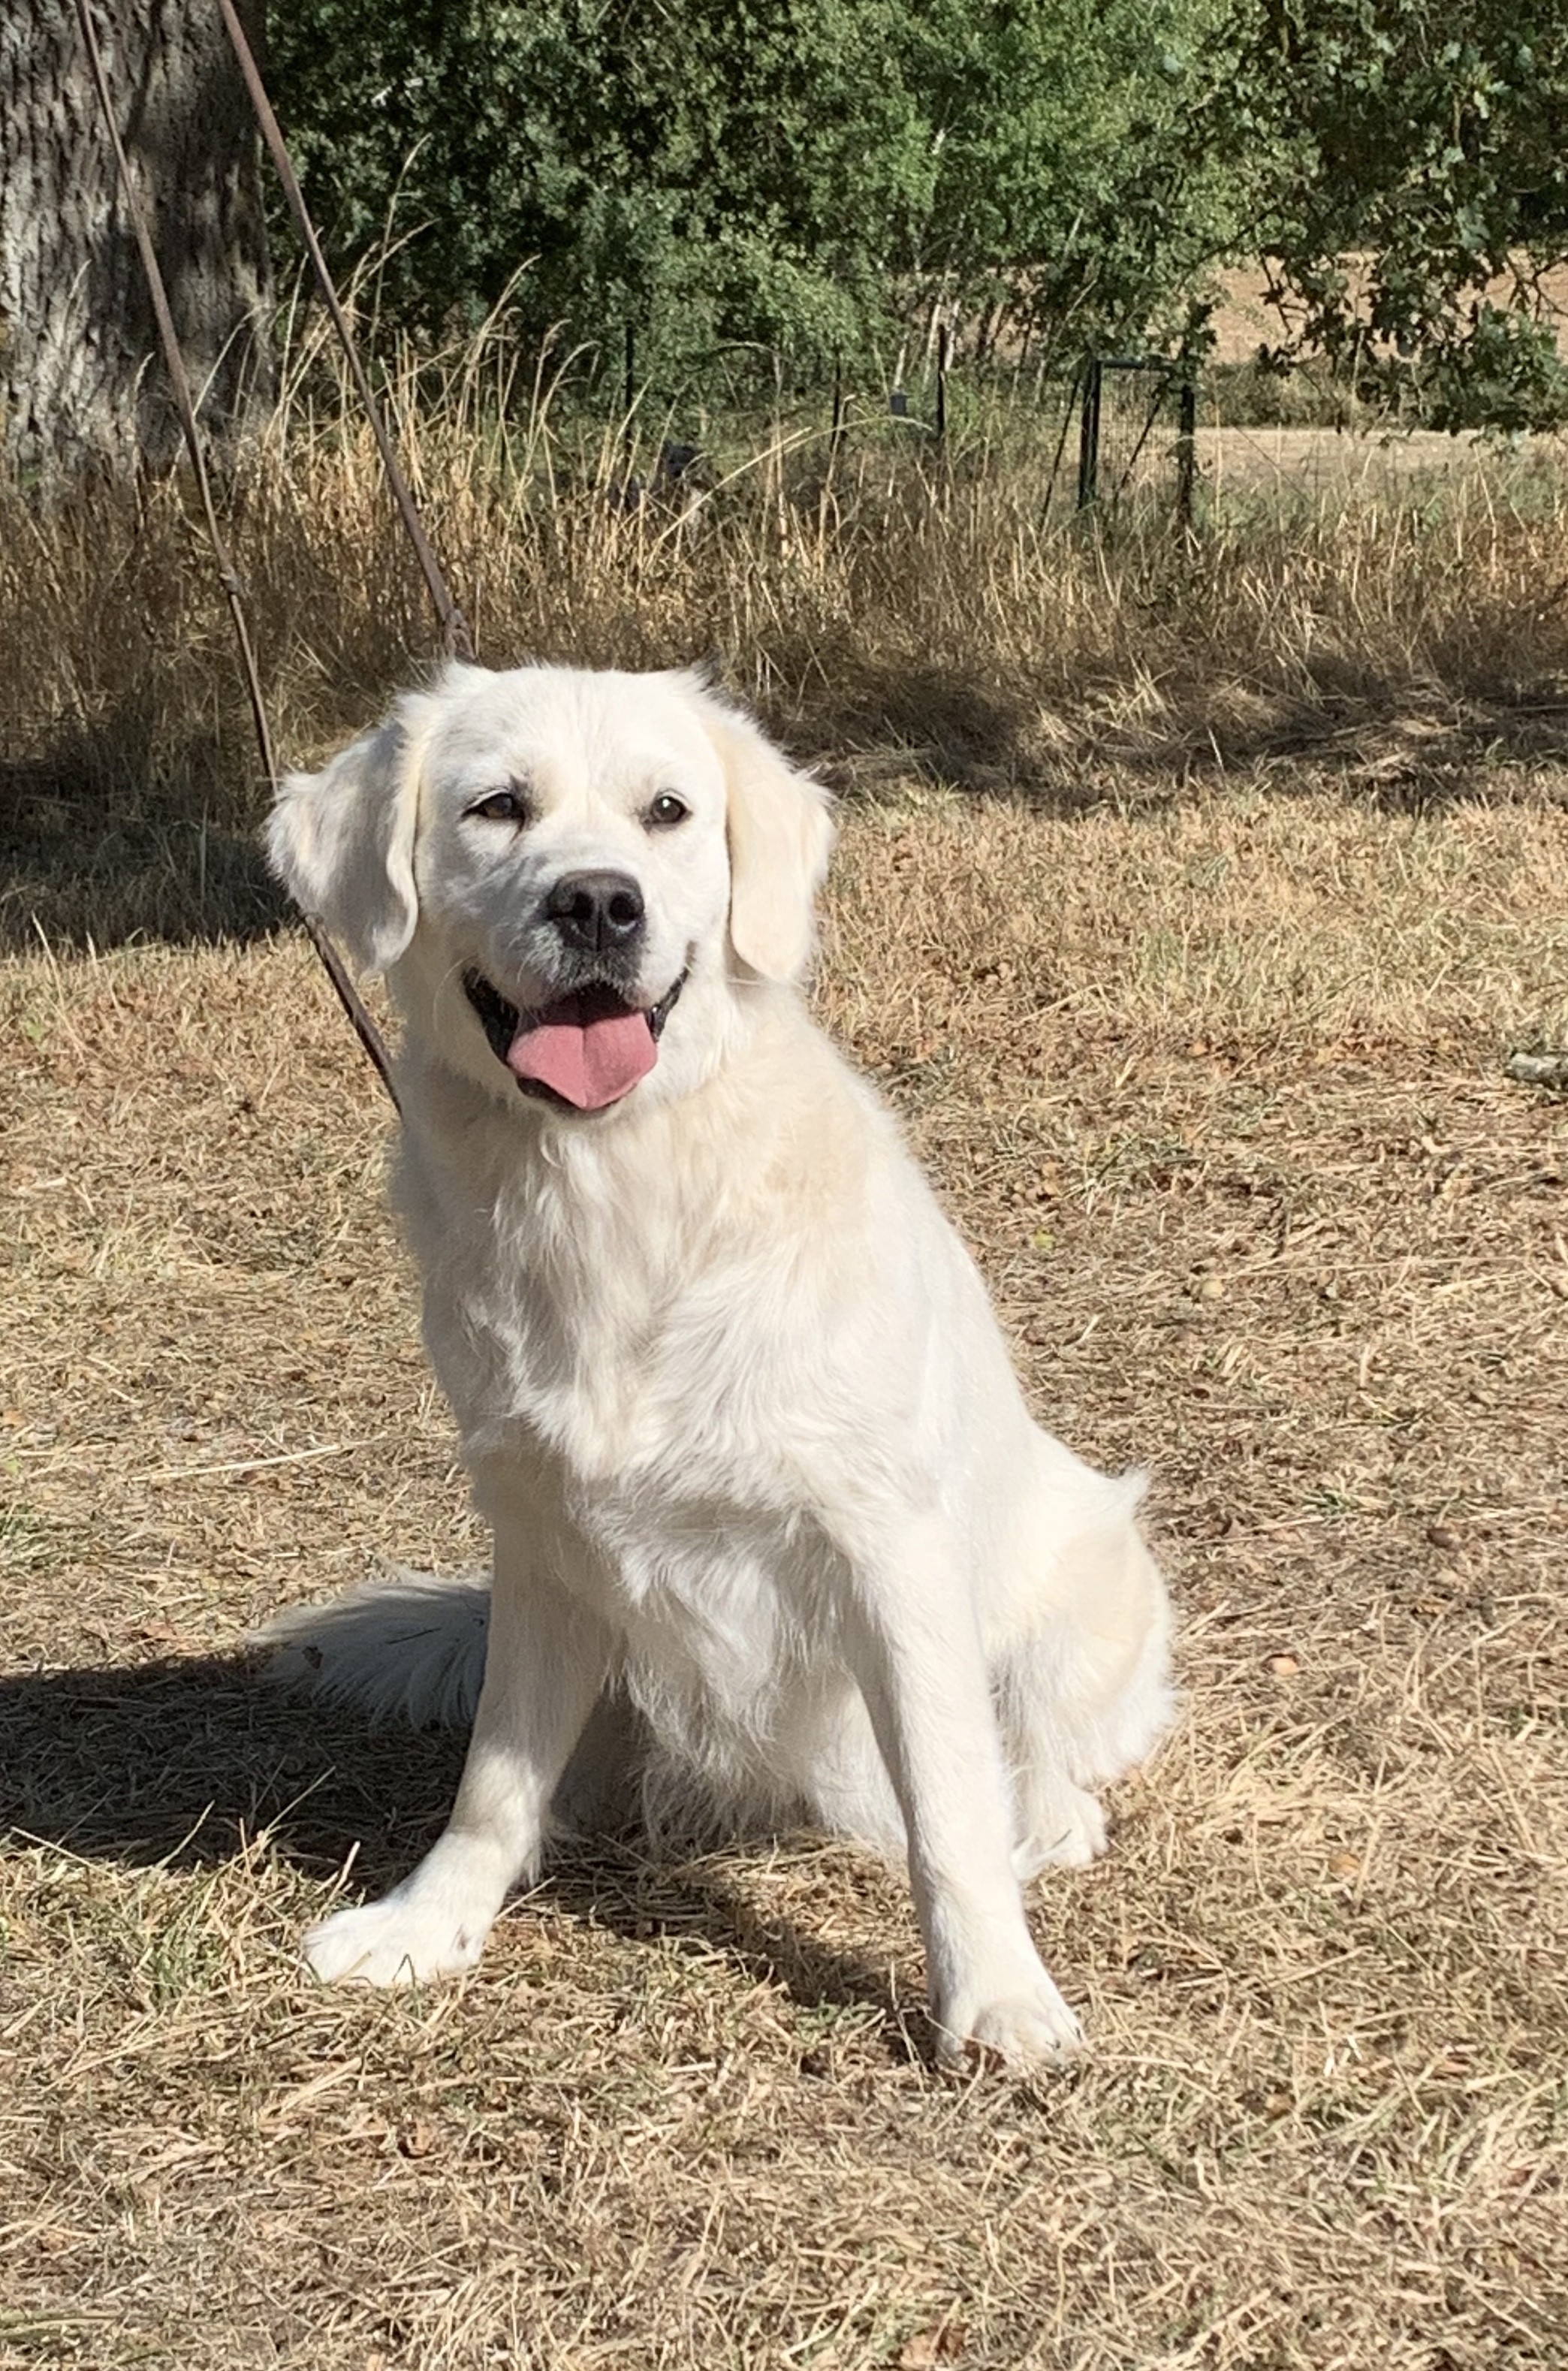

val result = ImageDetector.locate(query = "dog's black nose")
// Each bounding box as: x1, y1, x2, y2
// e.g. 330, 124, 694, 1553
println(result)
543, 870, 646, 954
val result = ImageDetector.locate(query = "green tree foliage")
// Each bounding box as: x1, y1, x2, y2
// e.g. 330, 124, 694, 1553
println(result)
267, 0, 1568, 424
897, 0, 1234, 365
265, 0, 1230, 384
267, 0, 917, 376
1222, 0, 1568, 427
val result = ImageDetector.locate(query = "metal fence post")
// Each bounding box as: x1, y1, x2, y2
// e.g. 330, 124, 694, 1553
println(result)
1076, 356, 1102, 509
936, 321, 950, 452
1176, 376, 1197, 529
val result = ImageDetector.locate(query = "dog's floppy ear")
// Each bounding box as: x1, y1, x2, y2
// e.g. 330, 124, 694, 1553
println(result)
695, 692, 834, 982
267, 698, 430, 974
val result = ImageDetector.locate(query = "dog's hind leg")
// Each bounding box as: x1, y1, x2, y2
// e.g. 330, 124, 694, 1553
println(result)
1006, 1748, 1110, 1878
997, 1513, 1173, 1879
550, 1685, 647, 1838
303, 1537, 610, 1986
785, 1677, 908, 1860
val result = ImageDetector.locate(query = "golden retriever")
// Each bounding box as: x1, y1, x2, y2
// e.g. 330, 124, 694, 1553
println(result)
263, 663, 1172, 2067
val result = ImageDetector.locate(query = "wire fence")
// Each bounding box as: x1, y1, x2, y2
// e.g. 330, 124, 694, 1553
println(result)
1075, 358, 1197, 525
562, 339, 1200, 533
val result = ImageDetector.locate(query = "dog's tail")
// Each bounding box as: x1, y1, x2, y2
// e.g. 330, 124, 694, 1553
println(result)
255, 1570, 490, 1729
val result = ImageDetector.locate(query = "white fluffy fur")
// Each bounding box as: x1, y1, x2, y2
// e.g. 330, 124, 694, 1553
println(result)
262, 662, 1173, 2066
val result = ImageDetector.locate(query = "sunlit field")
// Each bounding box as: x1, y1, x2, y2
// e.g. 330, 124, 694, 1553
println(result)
3, 378, 1566, 2365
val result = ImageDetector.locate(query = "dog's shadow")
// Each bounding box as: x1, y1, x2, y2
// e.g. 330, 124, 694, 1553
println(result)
0, 1652, 918, 2059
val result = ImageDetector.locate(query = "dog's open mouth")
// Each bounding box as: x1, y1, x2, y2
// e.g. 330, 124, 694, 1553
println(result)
463, 970, 685, 1112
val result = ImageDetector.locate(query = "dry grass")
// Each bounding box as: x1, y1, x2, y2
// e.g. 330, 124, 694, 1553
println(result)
4, 774, 1567, 2368
5, 357, 1568, 2360
5, 383, 1568, 955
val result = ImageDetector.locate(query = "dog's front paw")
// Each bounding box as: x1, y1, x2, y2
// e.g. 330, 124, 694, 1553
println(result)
937, 1971, 1084, 2070
303, 1890, 490, 1987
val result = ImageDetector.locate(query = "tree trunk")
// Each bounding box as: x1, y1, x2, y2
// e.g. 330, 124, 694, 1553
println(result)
0, 0, 273, 475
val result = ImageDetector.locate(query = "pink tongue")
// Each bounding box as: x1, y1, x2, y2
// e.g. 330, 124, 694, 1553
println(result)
505, 994, 657, 1111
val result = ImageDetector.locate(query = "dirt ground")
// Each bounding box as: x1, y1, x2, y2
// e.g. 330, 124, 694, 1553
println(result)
1193, 422, 1568, 498
2, 777, 1567, 2369
1208, 264, 1568, 368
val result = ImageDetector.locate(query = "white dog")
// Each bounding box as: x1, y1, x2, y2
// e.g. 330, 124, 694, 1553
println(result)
263, 662, 1171, 2067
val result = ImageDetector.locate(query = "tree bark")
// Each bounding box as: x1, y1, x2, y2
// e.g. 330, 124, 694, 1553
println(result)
0, 0, 273, 475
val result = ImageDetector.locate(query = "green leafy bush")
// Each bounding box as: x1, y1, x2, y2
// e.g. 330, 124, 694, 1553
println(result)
266, 0, 1231, 386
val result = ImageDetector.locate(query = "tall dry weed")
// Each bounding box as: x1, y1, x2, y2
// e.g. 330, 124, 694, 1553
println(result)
4, 320, 1567, 946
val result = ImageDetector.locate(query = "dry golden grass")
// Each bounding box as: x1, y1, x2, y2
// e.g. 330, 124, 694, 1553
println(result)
5, 391, 1568, 957
5, 370, 1568, 2360
4, 777, 1567, 2368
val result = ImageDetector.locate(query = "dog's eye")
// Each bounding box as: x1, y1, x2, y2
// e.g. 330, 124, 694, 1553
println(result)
468, 787, 530, 826
645, 792, 689, 831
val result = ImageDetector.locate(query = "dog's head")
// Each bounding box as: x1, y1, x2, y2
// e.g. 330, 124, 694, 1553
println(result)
267, 664, 834, 1116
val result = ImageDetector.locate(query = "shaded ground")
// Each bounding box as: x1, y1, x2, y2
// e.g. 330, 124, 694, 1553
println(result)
2, 781, 1567, 2368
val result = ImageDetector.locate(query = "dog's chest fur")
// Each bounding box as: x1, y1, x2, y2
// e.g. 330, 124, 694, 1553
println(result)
391, 1033, 887, 1662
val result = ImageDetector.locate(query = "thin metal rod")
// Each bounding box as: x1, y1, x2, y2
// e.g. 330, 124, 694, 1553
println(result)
213, 0, 476, 666
1076, 356, 1102, 510
1105, 373, 1165, 505
72, 0, 401, 1112
1176, 376, 1198, 530
1042, 364, 1080, 519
